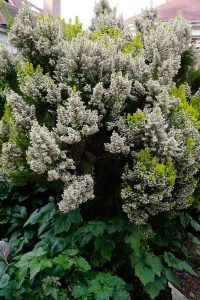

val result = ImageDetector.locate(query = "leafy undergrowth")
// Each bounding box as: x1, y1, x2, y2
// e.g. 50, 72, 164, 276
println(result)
0, 182, 199, 300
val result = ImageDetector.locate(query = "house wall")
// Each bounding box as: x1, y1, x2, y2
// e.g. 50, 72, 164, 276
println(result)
0, 31, 8, 43
43, 0, 61, 17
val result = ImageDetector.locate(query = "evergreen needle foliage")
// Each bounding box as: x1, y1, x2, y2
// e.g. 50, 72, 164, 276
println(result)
0, 1, 200, 299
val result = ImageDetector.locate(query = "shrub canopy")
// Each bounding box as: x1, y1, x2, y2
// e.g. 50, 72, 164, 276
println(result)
0, 0, 199, 226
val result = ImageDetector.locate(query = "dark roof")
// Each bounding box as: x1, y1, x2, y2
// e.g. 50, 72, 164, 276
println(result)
126, 0, 200, 25
12, 0, 22, 10
0, 0, 20, 29
0, 0, 42, 30
0, 10, 6, 26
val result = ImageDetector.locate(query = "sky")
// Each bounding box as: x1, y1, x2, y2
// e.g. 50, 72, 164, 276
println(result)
29, 0, 166, 28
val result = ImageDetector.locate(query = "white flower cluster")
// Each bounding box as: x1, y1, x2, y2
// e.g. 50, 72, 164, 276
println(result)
0, 142, 23, 181
89, 72, 132, 117
121, 162, 175, 225
18, 64, 61, 105
0, 43, 16, 81
105, 131, 130, 155
6, 90, 35, 130
56, 92, 100, 144
27, 121, 94, 210
106, 97, 200, 224
90, 0, 124, 32
58, 175, 94, 213
27, 122, 61, 175
10, 5, 65, 67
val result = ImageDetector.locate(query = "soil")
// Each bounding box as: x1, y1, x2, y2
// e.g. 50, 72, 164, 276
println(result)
177, 268, 200, 299
178, 241, 200, 300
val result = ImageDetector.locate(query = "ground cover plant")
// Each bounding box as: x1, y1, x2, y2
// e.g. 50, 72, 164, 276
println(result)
0, 0, 200, 299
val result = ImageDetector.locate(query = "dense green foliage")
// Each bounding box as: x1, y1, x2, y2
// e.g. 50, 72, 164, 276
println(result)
0, 182, 199, 299
0, 1, 200, 299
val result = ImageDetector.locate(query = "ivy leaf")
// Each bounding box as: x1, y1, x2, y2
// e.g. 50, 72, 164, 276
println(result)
135, 263, 155, 285
196, 246, 200, 256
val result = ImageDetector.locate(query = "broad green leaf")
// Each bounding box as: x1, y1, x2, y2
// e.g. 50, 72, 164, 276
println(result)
17, 247, 47, 267
53, 255, 74, 270
164, 252, 196, 276
94, 236, 115, 261
181, 261, 196, 276
188, 233, 200, 245
107, 218, 126, 234
0, 261, 6, 277
96, 288, 113, 300
0, 182, 12, 200
12, 205, 27, 219
24, 209, 40, 227
144, 277, 165, 299
68, 209, 83, 223
88, 221, 107, 237
24, 203, 56, 227
66, 249, 79, 256
29, 260, 41, 279
89, 283, 113, 300
190, 218, 200, 231
18, 194, 30, 202
72, 284, 88, 298
113, 289, 131, 300
180, 213, 190, 228
135, 263, 155, 285
164, 252, 182, 269
145, 253, 163, 277
54, 214, 71, 234
0, 274, 10, 289
197, 246, 200, 255
164, 268, 179, 285
125, 233, 141, 254
74, 257, 91, 272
